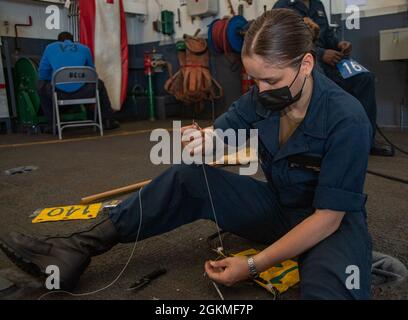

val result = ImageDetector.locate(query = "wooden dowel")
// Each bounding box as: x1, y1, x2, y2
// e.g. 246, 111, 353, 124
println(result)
80, 180, 152, 205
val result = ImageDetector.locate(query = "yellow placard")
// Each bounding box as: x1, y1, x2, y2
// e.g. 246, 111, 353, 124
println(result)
232, 249, 300, 295
32, 204, 103, 224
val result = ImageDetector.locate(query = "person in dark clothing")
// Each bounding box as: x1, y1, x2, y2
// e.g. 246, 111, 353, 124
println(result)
38, 32, 119, 132
273, 0, 394, 157
1, 10, 373, 300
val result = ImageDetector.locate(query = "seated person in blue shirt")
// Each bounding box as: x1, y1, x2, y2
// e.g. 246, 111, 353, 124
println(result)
1, 10, 373, 300
37, 32, 119, 131
273, 0, 394, 157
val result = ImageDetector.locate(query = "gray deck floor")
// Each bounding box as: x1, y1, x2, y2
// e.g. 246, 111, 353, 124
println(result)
0, 120, 407, 300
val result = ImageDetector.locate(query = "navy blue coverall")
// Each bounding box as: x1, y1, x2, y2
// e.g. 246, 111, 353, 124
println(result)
273, 0, 378, 142
109, 70, 373, 300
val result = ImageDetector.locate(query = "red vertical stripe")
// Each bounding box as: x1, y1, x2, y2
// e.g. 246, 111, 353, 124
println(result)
79, 0, 128, 109
79, 0, 96, 59
119, 0, 128, 106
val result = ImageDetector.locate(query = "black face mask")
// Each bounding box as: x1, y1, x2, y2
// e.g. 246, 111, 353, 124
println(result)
256, 63, 307, 114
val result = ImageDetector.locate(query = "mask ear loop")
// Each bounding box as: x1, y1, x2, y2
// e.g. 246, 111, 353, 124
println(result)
280, 76, 308, 117
281, 55, 309, 117
288, 53, 307, 89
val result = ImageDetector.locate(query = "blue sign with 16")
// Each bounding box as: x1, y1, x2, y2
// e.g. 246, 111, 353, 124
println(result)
337, 59, 369, 79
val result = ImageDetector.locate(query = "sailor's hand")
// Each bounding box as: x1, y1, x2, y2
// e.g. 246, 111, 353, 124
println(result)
181, 124, 215, 157
322, 49, 344, 67
338, 41, 352, 56
204, 257, 250, 287
181, 123, 203, 154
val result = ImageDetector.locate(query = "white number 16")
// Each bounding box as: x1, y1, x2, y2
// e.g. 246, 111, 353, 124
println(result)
343, 61, 364, 74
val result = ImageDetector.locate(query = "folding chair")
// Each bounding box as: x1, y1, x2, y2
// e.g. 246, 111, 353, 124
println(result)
52, 67, 103, 140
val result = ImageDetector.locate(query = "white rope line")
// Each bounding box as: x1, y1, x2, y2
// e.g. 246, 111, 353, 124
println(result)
201, 164, 225, 254
38, 187, 145, 300
36, 161, 226, 300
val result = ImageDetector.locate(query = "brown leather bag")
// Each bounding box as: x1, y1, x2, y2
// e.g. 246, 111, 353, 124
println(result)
165, 35, 223, 108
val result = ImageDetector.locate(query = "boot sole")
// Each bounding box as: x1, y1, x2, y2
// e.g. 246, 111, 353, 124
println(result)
0, 241, 45, 280
0, 240, 87, 291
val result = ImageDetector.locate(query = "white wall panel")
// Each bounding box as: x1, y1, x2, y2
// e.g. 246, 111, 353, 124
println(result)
0, 0, 69, 40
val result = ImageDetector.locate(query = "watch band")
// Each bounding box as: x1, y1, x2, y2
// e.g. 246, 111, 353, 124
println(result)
247, 257, 259, 278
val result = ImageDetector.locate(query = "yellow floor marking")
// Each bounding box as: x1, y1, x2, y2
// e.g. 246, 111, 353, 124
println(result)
0, 128, 174, 149
32, 203, 103, 224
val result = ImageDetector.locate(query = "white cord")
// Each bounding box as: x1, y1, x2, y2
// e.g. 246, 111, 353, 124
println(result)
212, 281, 225, 301
201, 164, 224, 253
201, 163, 228, 301
37, 164, 225, 300
38, 187, 145, 300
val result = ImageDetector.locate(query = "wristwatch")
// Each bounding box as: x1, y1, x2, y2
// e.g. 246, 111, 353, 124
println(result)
247, 257, 259, 279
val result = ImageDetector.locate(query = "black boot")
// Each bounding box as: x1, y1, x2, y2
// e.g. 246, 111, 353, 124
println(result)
0, 218, 120, 290
102, 119, 120, 131
370, 141, 395, 157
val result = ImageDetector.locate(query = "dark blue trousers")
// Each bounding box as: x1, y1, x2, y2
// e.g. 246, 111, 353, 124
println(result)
322, 64, 378, 142
109, 164, 372, 300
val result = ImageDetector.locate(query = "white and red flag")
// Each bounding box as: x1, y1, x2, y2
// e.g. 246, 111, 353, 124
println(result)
79, 0, 128, 111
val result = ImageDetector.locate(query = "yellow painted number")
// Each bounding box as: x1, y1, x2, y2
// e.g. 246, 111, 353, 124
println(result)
32, 204, 102, 224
